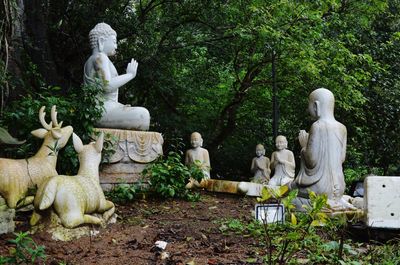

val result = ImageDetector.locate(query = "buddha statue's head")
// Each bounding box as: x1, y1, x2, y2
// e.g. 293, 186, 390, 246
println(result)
190, 132, 203, 148
308, 88, 335, 120
275, 135, 288, 150
89, 23, 117, 56
255, 144, 265, 157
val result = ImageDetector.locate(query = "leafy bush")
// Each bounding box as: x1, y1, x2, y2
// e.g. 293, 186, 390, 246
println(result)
0, 232, 46, 264
106, 182, 148, 204
344, 166, 384, 193
217, 187, 370, 264
142, 150, 203, 201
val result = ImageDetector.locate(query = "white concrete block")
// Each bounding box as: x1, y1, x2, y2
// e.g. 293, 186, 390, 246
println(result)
364, 176, 400, 228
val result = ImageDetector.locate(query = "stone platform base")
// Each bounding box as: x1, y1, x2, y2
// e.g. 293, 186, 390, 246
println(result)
31, 210, 117, 241
94, 128, 163, 190
100, 163, 148, 191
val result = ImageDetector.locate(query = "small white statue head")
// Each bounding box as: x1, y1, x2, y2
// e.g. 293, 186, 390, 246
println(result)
255, 144, 265, 157
190, 132, 203, 148
308, 88, 335, 120
275, 135, 288, 150
89, 23, 117, 56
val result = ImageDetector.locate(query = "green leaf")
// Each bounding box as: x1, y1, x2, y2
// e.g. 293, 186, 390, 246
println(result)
291, 213, 297, 225
311, 219, 326, 227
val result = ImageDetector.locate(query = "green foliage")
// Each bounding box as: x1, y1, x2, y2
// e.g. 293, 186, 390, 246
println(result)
2, 0, 400, 179
217, 190, 369, 264
142, 150, 203, 201
219, 218, 246, 235
366, 239, 400, 264
254, 188, 335, 264
106, 182, 148, 204
0, 232, 46, 264
1, 79, 104, 174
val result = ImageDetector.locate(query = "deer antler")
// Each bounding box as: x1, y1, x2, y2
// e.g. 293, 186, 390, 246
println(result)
51, 105, 63, 128
39, 106, 53, 130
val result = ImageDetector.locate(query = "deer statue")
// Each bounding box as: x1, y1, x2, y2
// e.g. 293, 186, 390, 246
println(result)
30, 132, 115, 229
0, 106, 73, 208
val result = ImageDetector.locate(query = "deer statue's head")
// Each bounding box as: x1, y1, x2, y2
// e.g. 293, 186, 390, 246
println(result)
31, 106, 73, 152
73, 132, 104, 171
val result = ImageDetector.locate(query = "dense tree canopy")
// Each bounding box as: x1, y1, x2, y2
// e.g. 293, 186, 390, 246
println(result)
0, 0, 399, 179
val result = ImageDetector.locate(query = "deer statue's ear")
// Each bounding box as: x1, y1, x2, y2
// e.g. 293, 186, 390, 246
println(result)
73, 133, 84, 153
95, 132, 104, 153
31, 128, 48, 139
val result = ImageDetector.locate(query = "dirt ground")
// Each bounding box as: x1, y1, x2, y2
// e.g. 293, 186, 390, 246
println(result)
0, 192, 263, 265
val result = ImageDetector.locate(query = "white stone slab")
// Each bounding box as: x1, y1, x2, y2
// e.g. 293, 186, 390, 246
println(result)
364, 176, 400, 228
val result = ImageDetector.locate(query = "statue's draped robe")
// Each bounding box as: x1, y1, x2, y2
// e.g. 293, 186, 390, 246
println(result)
295, 119, 347, 199
269, 150, 295, 186
250, 156, 270, 183
185, 148, 211, 178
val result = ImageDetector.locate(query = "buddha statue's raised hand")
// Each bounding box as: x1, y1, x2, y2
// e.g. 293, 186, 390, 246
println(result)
126, 59, 138, 77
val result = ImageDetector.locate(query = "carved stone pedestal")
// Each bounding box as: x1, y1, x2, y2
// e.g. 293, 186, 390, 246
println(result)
94, 128, 163, 190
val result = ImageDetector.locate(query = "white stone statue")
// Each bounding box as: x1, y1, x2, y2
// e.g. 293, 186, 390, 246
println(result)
185, 132, 210, 179
269, 135, 295, 186
30, 133, 115, 228
289, 88, 349, 209
84, 22, 150, 130
250, 144, 271, 184
0, 106, 73, 208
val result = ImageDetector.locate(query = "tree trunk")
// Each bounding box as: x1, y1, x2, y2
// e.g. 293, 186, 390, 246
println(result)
0, 0, 26, 111
23, 0, 65, 87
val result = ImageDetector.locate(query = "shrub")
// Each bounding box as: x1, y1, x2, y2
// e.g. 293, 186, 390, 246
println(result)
142, 150, 203, 201
106, 182, 148, 204
0, 232, 46, 264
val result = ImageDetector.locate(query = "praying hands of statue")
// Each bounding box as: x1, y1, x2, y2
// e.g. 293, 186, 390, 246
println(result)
126, 59, 138, 78
121, 58, 137, 108
273, 153, 282, 164
298, 130, 309, 148
255, 159, 267, 170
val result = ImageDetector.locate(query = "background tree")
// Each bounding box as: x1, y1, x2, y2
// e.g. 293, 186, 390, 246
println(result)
1, 0, 398, 179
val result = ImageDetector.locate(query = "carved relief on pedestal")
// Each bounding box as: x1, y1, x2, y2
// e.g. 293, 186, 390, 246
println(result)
95, 128, 164, 187
100, 128, 163, 163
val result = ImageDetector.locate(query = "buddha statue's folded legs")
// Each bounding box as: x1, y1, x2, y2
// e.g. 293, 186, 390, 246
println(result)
96, 102, 150, 131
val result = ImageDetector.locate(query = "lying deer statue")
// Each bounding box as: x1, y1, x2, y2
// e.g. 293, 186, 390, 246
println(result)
0, 106, 73, 208
31, 132, 115, 228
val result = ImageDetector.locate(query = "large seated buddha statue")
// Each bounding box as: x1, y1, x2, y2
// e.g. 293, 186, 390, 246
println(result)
84, 23, 162, 188
84, 22, 150, 131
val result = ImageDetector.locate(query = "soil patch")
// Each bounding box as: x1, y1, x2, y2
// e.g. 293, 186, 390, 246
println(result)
0, 191, 261, 265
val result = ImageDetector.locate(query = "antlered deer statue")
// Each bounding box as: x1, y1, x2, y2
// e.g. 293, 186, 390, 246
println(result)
0, 106, 73, 208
